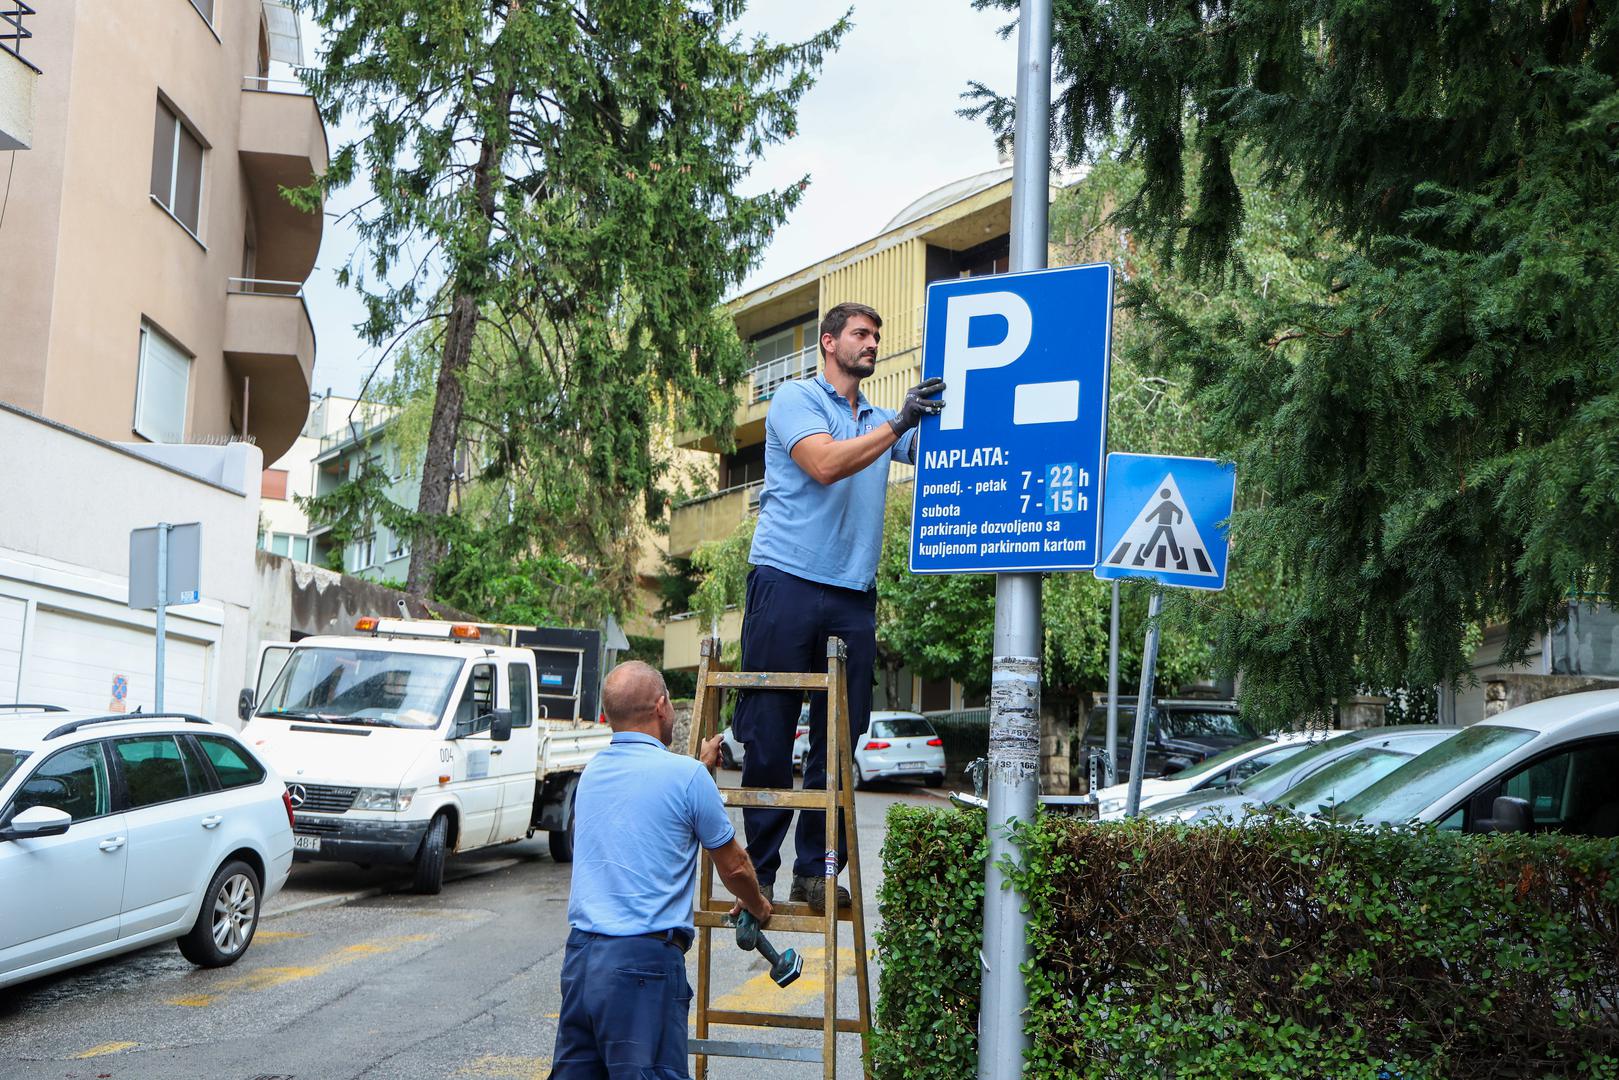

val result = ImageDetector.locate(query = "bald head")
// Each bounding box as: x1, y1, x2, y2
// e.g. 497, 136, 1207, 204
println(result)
601, 661, 671, 738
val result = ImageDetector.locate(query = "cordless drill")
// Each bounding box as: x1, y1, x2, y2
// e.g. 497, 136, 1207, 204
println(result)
734, 910, 803, 988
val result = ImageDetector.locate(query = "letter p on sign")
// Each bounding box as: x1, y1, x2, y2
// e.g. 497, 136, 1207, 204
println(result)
939, 291, 1078, 430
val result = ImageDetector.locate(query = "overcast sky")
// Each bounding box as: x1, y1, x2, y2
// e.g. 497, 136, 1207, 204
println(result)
302, 1, 1020, 399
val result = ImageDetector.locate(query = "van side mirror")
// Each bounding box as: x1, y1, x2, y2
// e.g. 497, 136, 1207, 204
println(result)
491, 708, 513, 742
238, 688, 256, 722
1483, 795, 1532, 834
0, 805, 73, 841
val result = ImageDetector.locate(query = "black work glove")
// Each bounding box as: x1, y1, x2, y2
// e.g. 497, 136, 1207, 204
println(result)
888, 377, 947, 437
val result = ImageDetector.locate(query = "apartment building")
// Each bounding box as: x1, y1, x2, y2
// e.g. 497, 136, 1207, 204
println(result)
662, 166, 1045, 711
305, 400, 417, 584
0, 0, 326, 464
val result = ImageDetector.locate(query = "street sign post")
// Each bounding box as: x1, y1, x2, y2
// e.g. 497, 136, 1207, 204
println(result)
1094, 453, 1236, 815
909, 262, 1114, 575
130, 522, 202, 713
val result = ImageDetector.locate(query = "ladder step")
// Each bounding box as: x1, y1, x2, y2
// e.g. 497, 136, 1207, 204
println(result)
721, 788, 840, 810
695, 909, 849, 932
704, 671, 830, 691
690, 1038, 822, 1063
707, 1009, 867, 1034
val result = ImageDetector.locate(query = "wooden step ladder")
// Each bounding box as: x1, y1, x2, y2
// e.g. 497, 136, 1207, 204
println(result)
684, 635, 874, 1080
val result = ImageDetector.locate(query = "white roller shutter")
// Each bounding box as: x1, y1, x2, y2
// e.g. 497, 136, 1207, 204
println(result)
0, 596, 23, 704
20, 609, 208, 715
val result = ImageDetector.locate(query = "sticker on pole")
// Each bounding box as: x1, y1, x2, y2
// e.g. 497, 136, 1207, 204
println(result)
909, 262, 1114, 574
1094, 453, 1236, 591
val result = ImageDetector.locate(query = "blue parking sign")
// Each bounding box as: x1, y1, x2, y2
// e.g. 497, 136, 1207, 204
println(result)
1093, 453, 1236, 591
909, 263, 1114, 574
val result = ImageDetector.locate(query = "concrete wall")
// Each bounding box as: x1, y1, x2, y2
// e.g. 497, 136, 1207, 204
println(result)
0, 41, 37, 151
0, 403, 261, 720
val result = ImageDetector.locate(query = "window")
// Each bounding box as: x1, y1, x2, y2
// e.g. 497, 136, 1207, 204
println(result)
348, 533, 376, 570
267, 533, 311, 561
509, 665, 533, 728
454, 664, 497, 733
150, 99, 205, 235
134, 321, 192, 443
195, 736, 267, 789
389, 531, 410, 560
6, 744, 110, 823
1496, 738, 1619, 835
113, 736, 200, 808
262, 469, 289, 501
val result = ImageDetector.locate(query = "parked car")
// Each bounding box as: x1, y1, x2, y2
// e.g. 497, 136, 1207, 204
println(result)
1091, 731, 1319, 819
1145, 725, 1460, 823
1329, 690, 1619, 835
1079, 698, 1257, 780
1263, 733, 1460, 818
854, 712, 945, 788
0, 710, 294, 990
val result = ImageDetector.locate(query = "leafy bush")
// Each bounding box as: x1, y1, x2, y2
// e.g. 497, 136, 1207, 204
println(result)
876, 806, 1619, 1079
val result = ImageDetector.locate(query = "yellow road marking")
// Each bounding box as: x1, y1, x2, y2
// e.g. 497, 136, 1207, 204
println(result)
71, 1042, 137, 1059
165, 933, 433, 1006
712, 946, 860, 1014
254, 930, 307, 940
454, 1054, 550, 1078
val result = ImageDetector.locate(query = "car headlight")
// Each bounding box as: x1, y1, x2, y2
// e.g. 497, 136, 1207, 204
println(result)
353, 787, 415, 812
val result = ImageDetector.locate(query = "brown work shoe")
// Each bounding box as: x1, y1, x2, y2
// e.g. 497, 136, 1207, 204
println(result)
790, 874, 851, 913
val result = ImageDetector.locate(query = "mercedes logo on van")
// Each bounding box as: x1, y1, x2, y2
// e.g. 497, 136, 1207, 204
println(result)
287, 784, 308, 809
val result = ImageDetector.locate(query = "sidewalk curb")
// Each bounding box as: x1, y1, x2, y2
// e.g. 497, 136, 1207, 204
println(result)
263, 857, 525, 921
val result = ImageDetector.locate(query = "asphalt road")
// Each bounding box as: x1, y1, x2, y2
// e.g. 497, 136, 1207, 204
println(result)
0, 776, 948, 1080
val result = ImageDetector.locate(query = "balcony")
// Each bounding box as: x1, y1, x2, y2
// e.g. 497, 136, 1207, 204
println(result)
663, 610, 744, 672
0, 2, 39, 151
668, 482, 761, 559
238, 78, 328, 283
224, 278, 316, 462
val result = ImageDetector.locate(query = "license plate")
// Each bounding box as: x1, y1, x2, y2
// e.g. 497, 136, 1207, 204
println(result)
293, 834, 322, 853
900, 761, 925, 770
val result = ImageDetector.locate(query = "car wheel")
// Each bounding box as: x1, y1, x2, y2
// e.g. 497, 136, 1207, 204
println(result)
853, 762, 868, 791
177, 859, 261, 968
720, 742, 736, 770
549, 794, 577, 863
413, 813, 449, 895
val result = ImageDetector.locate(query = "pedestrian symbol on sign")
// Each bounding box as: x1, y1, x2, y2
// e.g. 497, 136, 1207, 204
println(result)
1102, 474, 1216, 576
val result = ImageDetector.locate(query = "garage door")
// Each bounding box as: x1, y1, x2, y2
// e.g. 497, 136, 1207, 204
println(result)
20, 608, 209, 715
0, 596, 22, 704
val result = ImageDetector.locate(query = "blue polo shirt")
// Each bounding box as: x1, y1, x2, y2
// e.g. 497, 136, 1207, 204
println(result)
568, 732, 735, 937
749, 375, 916, 591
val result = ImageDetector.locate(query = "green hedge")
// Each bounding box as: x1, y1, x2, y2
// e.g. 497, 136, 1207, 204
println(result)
875, 805, 1619, 1079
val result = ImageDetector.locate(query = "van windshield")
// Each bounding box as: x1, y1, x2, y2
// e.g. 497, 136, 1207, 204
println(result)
258, 648, 463, 729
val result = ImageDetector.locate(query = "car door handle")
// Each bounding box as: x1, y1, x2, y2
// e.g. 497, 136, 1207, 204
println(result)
99, 836, 126, 852
490, 748, 503, 756
201, 815, 223, 829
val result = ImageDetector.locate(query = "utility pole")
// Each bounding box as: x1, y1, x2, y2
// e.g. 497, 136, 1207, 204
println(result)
977, 1, 1051, 1077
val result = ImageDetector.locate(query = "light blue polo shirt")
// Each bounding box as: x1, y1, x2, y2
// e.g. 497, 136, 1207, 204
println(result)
568, 731, 735, 937
749, 375, 916, 591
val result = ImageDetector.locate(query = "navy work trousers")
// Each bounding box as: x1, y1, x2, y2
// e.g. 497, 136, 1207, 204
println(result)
731, 564, 875, 890
548, 929, 691, 1079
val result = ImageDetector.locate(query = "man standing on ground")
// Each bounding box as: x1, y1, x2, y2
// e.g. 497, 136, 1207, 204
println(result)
732, 301, 945, 912
549, 661, 771, 1078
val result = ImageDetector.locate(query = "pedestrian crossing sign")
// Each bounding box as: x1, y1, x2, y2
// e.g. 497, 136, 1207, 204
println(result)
1094, 453, 1236, 591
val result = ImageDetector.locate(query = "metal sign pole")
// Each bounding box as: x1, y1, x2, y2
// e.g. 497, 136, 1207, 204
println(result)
978, 1, 1051, 1077
1105, 580, 1120, 786
155, 522, 169, 713
1123, 590, 1163, 817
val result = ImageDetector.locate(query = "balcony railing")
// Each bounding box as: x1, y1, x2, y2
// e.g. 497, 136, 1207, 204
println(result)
748, 344, 818, 402
242, 74, 309, 94
228, 276, 304, 297
1, 2, 38, 73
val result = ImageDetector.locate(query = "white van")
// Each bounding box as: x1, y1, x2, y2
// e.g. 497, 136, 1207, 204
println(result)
238, 618, 609, 893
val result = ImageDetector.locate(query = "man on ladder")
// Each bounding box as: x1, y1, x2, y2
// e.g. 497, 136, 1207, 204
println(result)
731, 301, 945, 911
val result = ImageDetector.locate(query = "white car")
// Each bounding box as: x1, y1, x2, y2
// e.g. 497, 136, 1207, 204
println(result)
720, 707, 810, 772
854, 712, 946, 788
1330, 690, 1619, 835
0, 708, 294, 990
1091, 731, 1320, 819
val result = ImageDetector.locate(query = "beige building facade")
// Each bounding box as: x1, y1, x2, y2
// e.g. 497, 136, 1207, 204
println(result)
0, 0, 326, 464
